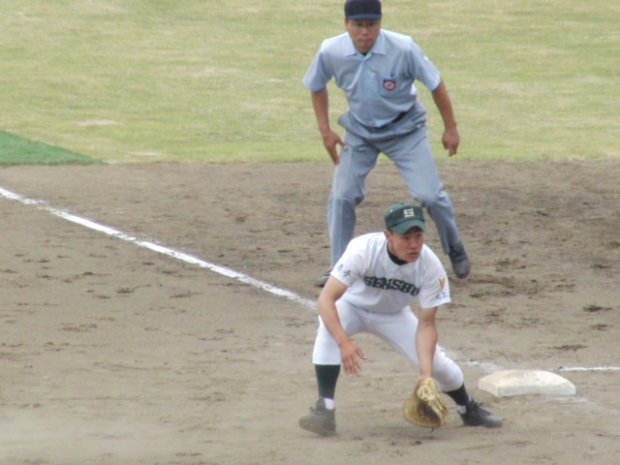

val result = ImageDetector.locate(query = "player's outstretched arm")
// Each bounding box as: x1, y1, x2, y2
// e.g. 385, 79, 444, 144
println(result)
416, 307, 439, 380
317, 277, 366, 375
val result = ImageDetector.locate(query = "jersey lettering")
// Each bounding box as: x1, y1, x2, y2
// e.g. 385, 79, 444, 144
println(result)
363, 276, 420, 296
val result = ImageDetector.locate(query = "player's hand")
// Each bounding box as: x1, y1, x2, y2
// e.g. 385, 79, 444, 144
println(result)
339, 339, 366, 376
321, 130, 345, 165
442, 126, 460, 156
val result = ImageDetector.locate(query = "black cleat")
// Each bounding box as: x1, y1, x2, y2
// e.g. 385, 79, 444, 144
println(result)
315, 269, 332, 288
299, 398, 336, 436
459, 399, 502, 428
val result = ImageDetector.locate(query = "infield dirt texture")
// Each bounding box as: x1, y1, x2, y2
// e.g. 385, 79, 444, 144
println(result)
1, 159, 619, 464
1, 0, 619, 463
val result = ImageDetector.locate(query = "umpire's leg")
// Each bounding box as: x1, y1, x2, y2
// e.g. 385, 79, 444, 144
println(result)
327, 133, 379, 266
380, 127, 461, 255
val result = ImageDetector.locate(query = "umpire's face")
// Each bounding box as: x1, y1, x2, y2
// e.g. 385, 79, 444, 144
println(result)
385, 228, 425, 263
345, 19, 381, 54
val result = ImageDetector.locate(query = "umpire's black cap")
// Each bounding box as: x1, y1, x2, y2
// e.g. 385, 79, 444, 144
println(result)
345, 0, 382, 20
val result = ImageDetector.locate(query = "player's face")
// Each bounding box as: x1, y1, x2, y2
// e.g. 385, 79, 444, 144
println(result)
386, 228, 425, 262
345, 19, 381, 54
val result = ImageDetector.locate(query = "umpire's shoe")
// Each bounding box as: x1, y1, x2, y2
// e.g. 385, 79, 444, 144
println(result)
299, 398, 336, 436
315, 268, 332, 288
448, 241, 471, 279
459, 399, 502, 428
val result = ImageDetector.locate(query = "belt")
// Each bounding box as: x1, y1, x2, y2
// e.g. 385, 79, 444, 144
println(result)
375, 110, 409, 130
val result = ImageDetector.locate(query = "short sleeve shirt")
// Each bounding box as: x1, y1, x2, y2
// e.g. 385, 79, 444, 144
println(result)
331, 233, 451, 314
303, 29, 442, 128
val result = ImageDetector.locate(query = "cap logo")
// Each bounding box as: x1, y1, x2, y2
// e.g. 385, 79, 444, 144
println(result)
384, 202, 425, 233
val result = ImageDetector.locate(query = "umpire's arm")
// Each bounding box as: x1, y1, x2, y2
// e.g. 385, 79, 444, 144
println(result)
431, 81, 460, 156
310, 89, 344, 165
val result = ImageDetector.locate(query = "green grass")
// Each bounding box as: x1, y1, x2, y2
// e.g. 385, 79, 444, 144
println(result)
0, 0, 618, 164
0, 130, 98, 165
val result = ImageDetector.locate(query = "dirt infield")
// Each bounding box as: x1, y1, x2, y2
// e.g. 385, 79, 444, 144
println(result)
1, 159, 619, 464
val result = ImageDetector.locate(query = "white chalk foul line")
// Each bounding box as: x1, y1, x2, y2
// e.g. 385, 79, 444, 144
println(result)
2, 185, 618, 376
0, 186, 316, 312
557, 366, 620, 372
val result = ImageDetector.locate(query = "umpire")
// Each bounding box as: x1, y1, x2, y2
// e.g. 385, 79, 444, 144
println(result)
303, 0, 470, 286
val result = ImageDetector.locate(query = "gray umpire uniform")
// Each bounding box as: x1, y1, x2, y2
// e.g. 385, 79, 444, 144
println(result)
303, 29, 463, 267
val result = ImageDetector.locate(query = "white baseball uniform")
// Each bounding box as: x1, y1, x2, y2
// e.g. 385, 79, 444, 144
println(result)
311, 232, 464, 391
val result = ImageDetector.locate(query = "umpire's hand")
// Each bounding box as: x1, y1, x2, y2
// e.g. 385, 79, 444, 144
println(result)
321, 130, 345, 165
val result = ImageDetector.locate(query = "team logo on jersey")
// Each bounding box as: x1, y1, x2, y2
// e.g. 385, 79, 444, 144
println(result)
363, 276, 420, 296
383, 78, 396, 91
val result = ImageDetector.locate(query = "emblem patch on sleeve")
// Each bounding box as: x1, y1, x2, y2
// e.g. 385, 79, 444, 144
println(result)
435, 276, 449, 302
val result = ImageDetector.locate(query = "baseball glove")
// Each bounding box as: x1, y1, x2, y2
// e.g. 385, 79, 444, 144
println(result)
403, 377, 448, 429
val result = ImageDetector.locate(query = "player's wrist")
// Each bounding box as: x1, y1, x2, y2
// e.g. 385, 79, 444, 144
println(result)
418, 371, 432, 381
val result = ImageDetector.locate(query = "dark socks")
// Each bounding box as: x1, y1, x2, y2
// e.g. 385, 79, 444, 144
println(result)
315, 365, 470, 408
315, 364, 340, 399
444, 383, 471, 407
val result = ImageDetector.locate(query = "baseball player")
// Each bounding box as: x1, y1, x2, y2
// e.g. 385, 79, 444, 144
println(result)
299, 202, 502, 436
303, 0, 470, 287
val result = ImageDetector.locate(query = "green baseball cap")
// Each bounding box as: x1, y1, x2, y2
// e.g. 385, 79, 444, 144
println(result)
384, 202, 425, 234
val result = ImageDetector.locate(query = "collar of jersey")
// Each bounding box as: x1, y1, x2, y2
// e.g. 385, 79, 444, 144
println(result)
387, 243, 408, 265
